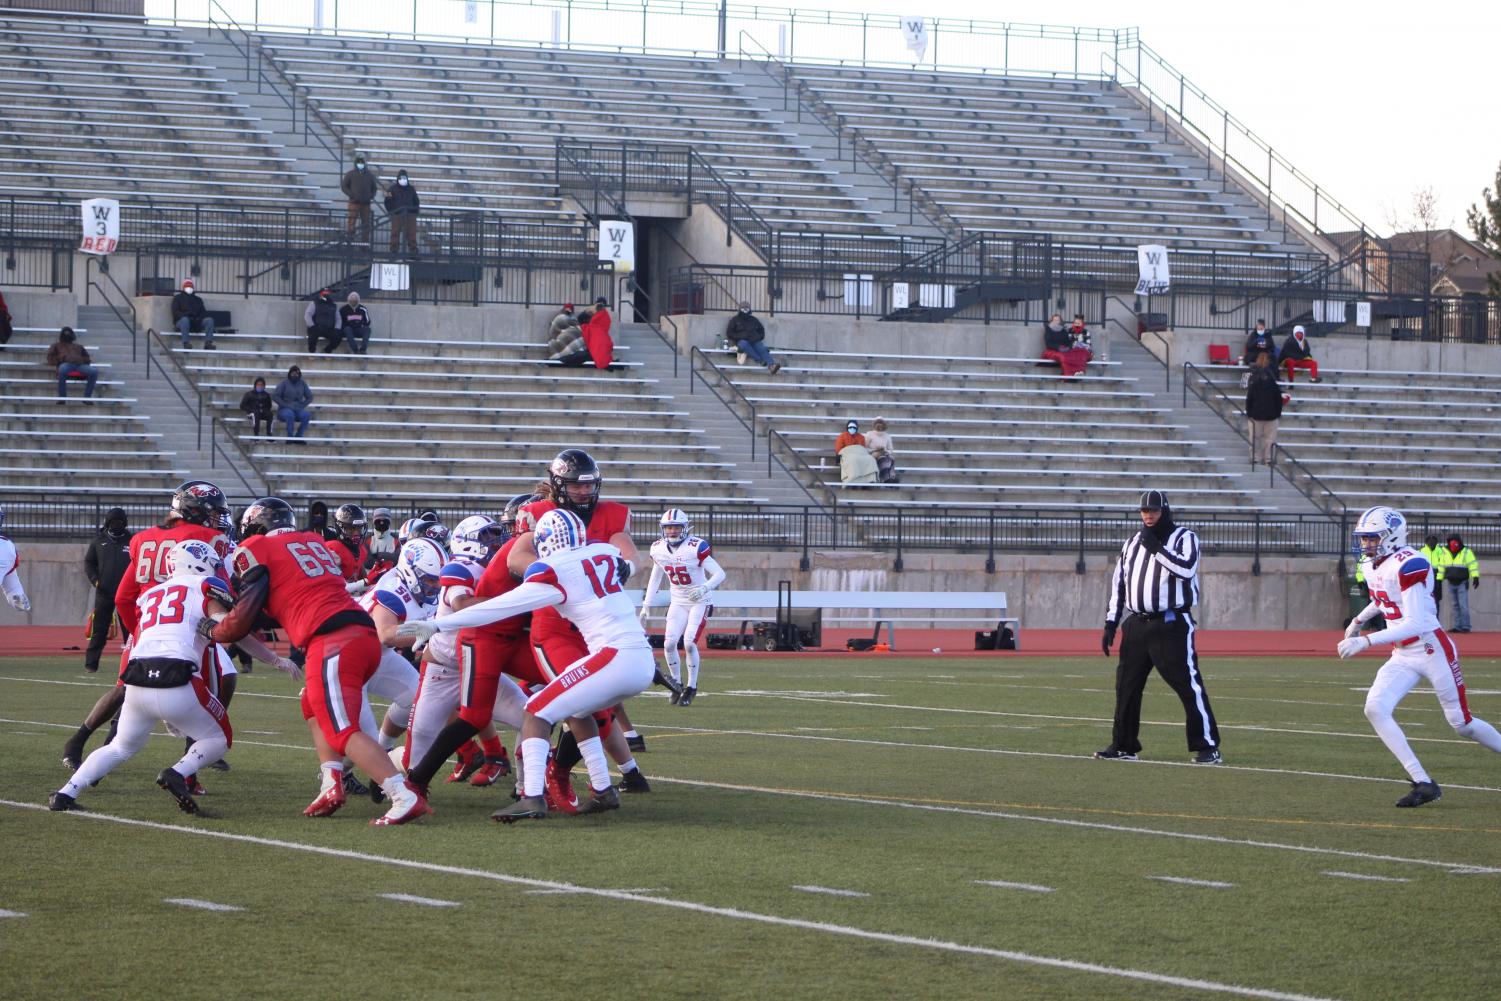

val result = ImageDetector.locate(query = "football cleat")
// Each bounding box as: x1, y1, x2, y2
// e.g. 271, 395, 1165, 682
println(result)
157, 768, 200, 814
1191, 748, 1223, 765
652, 667, 683, 701
370, 784, 431, 827
469, 755, 511, 786
341, 770, 370, 797
447, 741, 485, 783
679, 686, 697, 707
578, 785, 621, 815
1395, 780, 1442, 808
669, 687, 681, 706
1093, 747, 1139, 761
303, 778, 347, 818
186, 775, 208, 797
62, 751, 81, 772
618, 768, 651, 794
626, 733, 646, 753
207, 757, 231, 772
369, 777, 387, 805
492, 795, 548, 824
544, 758, 579, 815
48, 791, 79, 812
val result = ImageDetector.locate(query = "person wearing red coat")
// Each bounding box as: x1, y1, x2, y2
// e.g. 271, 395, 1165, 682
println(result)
582, 295, 614, 370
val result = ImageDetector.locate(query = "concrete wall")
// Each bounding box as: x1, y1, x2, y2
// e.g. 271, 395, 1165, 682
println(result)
666, 310, 1077, 359
0, 543, 95, 628
1150, 325, 1501, 375
0, 287, 77, 329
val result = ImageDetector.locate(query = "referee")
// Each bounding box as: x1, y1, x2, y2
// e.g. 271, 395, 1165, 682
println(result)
1096, 489, 1222, 764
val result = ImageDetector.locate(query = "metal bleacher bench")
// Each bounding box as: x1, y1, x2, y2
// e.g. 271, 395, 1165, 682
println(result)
632, 588, 1015, 651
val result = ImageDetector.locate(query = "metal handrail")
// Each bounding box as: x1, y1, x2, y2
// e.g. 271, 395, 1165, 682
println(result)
767, 426, 836, 513
209, 415, 269, 497
83, 257, 139, 363
688, 345, 758, 459
143, 329, 206, 451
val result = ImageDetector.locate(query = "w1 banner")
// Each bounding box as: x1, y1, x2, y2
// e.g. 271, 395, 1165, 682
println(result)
901, 16, 928, 62
79, 198, 120, 255
1134, 244, 1170, 295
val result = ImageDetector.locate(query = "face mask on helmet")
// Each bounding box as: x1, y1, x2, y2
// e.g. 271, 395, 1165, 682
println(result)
451, 515, 504, 559
534, 509, 586, 559
167, 539, 222, 578
1352, 506, 1407, 562
660, 508, 691, 548
397, 539, 446, 603
171, 480, 228, 526
548, 450, 602, 520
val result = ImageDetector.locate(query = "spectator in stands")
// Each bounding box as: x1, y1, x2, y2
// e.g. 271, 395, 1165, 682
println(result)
385, 169, 420, 255
1243, 319, 1274, 366
1433, 535, 1480, 633
366, 508, 398, 567
239, 377, 275, 436
82, 506, 132, 673
726, 301, 781, 374
273, 364, 313, 441
0, 289, 12, 347
172, 279, 216, 350
306, 500, 328, 535
549, 317, 589, 367
340, 293, 373, 355
865, 416, 899, 483
834, 419, 877, 484
548, 303, 579, 346
304, 288, 342, 353
341, 156, 379, 243
1069, 313, 1094, 358
1279, 325, 1322, 383
582, 295, 614, 370
1244, 351, 1283, 466
1042, 313, 1090, 377
47, 327, 98, 401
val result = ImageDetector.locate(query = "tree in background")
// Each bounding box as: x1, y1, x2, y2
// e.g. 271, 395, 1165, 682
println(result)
1467, 161, 1501, 295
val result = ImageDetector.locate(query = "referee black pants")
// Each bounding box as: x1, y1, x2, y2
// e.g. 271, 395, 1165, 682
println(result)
1111, 612, 1220, 754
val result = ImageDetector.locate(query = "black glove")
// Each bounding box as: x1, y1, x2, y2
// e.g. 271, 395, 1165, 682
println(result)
1138, 530, 1164, 554
1101, 622, 1118, 656
616, 557, 633, 586
196, 617, 218, 641
1472, 579, 1479, 590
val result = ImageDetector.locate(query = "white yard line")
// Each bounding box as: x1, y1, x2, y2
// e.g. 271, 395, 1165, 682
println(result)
379, 893, 461, 907
163, 898, 243, 912
793, 885, 871, 898
1148, 876, 1236, 889
0, 799, 1345, 1001
974, 880, 1055, 894
0, 908, 26, 918
1321, 872, 1410, 884
526, 887, 663, 896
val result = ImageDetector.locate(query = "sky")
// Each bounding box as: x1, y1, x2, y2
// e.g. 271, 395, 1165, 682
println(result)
840, 0, 1501, 237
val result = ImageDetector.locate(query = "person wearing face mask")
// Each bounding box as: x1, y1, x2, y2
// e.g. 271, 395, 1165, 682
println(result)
1278, 324, 1321, 383
341, 155, 379, 243
82, 507, 133, 673
1041, 312, 1089, 377
239, 377, 275, 436
303, 288, 342, 354
171, 279, 216, 350
725, 300, 781, 373
273, 364, 313, 440
365, 507, 397, 567
47, 326, 98, 400
1243, 319, 1274, 367
834, 419, 877, 484
1432, 535, 1481, 634
384, 169, 420, 255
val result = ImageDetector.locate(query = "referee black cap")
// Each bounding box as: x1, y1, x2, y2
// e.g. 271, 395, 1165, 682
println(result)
1139, 489, 1169, 511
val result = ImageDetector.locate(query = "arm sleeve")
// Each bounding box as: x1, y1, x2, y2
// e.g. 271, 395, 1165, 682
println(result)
1148, 529, 1200, 579
641, 562, 663, 608
84, 542, 100, 586
701, 555, 727, 591
114, 566, 141, 636
1351, 601, 1381, 626
431, 580, 562, 632
1105, 549, 1126, 625
1, 553, 24, 601
229, 630, 282, 667
1366, 566, 1441, 648
209, 567, 270, 644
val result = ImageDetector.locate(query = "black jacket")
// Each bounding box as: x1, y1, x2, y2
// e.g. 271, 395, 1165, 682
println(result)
726, 311, 765, 343
1245, 366, 1284, 421
341, 166, 380, 203
85, 527, 134, 593
1244, 331, 1275, 363
339, 303, 372, 329
384, 183, 420, 216
1279, 333, 1314, 363
172, 290, 206, 323
1043, 323, 1071, 352
239, 388, 274, 421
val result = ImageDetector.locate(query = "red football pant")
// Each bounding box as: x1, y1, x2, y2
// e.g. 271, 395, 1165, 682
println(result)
457, 632, 536, 728
301, 624, 382, 756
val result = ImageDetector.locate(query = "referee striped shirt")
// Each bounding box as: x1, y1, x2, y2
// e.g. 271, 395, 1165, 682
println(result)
1105, 525, 1201, 623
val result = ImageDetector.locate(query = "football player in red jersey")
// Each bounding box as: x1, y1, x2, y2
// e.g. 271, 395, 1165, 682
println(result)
508, 450, 652, 806
209, 497, 429, 825
327, 503, 370, 584
62, 481, 234, 771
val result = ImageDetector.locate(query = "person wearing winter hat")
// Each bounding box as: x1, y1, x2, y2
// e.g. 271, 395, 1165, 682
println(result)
341, 155, 380, 243
384, 169, 420, 255
1278, 324, 1321, 384
1432, 535, 1481, 633
303, 288, 342, 353
47, 327, 98, 400
726, 300, 781, 373
171, 279, 215, 349
82, 507, 133, 672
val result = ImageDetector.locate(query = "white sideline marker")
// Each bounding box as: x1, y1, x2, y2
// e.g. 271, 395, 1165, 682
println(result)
1322, 872, 1410, 884
528, 887, 662, 896
1147, 876, 1236, 889
164, 898, 243, 912
974, 880, 1055, 894
380, 893, 461, 907
794, 885, 871, 898
0, 909, 27, 918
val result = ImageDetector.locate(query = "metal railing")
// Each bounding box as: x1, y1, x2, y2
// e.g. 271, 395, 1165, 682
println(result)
688, 344, 758, 459
83, 257, 140, 363
767, 426, 835, 513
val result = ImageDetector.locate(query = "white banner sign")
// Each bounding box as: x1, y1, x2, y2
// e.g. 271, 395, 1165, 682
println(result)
1134, 244, 1170, 295
901, 16, 928, 62
372, 262, 410, 291
79, 198, 119, 255
598, 220, 634, 270
890, 282, 910, 310
1355, 301, 1372, 328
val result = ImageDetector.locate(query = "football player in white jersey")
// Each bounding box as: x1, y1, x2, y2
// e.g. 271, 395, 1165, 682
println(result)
0, 507, 30, 613
48, 540, 298, 813
641, 508, 725, 706
400, 509, 655, 821
1339, 506, 1501, 807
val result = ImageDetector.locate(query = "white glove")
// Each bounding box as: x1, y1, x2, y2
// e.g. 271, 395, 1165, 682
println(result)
684, 585, 708, 603
1336, 635, 1371, 660
397, 619, 440, 652
1343, 617, 1365, 640
6, 592, 29, 612
274, 656, 304, 682
638, 606, 650, 622
345, 578, 371, 596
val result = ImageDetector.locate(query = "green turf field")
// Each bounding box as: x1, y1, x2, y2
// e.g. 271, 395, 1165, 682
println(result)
2, 653, 1499, 1001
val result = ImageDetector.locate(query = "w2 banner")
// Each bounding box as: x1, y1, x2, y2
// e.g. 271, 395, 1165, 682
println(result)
79, 198, 120, 255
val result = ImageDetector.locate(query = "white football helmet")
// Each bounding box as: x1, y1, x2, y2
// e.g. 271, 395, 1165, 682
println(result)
1352, 506, 1408, 561
534, 509, 587, 558
451, 515, 504, 560
167, 539, 222, 579
396, 537, 447, 602
660, 507, 691, 548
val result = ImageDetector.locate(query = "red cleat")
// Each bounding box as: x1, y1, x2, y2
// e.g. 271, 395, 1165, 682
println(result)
303, 779, 347, 818
186, 776, 208, 796
469, 755, 511, 786
544, 756, 579, 815
371, 784, 432, 826
446, 741, 485, 783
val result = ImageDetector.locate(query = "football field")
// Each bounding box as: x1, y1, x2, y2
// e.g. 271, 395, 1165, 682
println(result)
2, 652, 1499, 1001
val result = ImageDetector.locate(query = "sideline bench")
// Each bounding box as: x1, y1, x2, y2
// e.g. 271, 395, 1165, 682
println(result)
633, 588, 1015, 651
